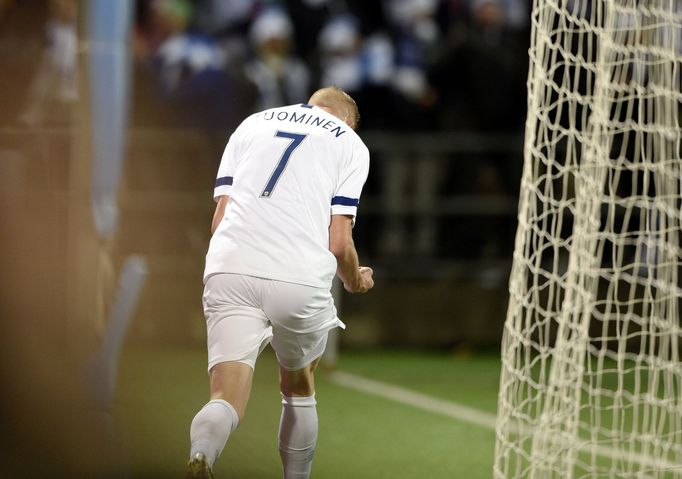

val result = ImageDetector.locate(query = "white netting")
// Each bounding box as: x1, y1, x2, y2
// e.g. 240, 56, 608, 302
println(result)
494, 0, 682, 477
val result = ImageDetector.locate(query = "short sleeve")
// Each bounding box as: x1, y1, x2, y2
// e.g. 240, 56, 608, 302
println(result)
214, 134, 238, 200
214, 115, 255, 200
331, 144, 370, 218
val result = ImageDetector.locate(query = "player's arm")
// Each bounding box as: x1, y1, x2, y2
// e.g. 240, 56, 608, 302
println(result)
212, 117, 251, 234
329, 215, 373, 293
211, 195, 229, 234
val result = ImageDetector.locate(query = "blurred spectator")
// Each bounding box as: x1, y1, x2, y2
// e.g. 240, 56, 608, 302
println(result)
317, 14, 395, 128
135, 0, 253, 129
129, 0, 531, 133
384, 0, 440, 130
318, 15, 396, 93
431, 0, 527, 131
191, 0, 257, 67
20, 0, 77, 126
192, 0, 256, 36
134, 0, 191, 59
156, 34, 225, 95
285, 0, 333, 65
244, 7, 311, 110
318, 14, 364, 91
499, 0, 528, 31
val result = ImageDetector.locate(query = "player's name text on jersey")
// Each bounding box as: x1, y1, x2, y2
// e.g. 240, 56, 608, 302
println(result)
262, 110, 347, 138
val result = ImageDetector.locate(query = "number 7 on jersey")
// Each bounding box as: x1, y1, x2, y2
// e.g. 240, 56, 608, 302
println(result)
261, 131, 307, 198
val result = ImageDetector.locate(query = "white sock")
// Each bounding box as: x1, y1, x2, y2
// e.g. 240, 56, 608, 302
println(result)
189, 399, 239, 466
278, 394, 318, 479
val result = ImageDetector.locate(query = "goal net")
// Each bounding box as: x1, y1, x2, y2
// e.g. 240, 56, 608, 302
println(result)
494, 0, 682, 477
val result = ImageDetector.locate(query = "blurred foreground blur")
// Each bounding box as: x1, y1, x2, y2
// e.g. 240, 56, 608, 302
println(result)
0, 0, 528, 476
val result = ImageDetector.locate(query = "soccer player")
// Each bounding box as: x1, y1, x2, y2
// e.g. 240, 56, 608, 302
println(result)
186, 86, 374, 479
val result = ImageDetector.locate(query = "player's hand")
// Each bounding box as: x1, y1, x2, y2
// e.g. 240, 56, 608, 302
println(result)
345, 266, 374, 293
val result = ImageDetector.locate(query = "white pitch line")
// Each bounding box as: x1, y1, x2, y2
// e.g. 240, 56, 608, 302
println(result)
328, 370, 497, 430
329, 370, 682, 474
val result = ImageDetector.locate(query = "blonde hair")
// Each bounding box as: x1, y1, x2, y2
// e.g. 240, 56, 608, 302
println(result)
309, 86, 360, 130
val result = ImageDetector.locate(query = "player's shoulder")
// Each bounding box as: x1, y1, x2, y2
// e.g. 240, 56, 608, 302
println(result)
326, 117, 369, 163
347, 129, 370, 159
306, 105, 368, 150
239, 110, 267, 128
351, 131, 369, 152
228, 111, 261, 139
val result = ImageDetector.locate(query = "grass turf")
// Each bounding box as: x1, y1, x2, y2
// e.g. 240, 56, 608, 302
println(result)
115, 346, 500, 478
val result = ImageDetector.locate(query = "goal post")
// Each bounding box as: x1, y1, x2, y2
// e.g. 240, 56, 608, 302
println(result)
495, 0, 682, 477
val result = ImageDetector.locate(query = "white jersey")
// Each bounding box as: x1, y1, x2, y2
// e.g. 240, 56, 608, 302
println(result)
204, 103, 370, 288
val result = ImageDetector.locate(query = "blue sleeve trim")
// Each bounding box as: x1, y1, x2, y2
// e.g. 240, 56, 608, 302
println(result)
331, 196, 359, 207
215, 176, 233, 187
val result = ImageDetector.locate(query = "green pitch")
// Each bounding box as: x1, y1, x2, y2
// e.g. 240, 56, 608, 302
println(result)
115, 346, 501, 478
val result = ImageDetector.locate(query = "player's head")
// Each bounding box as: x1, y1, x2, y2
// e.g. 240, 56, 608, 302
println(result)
308, 86, 360, 130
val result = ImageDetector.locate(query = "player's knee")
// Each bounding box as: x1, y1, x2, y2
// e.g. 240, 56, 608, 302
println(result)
208, 361, 253, 421
279, 367, 315, 397
280, 377, 314, 397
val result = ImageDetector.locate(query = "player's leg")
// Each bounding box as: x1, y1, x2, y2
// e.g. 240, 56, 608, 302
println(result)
188, 359, 254, 471
280, 356, 320, 397
277, 357, 322, 479
208, 359, 255, 417
188, 274, 273, 477
264, 280, 344, 479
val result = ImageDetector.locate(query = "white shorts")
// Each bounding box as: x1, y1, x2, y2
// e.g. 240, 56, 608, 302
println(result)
202, 273, 345, 371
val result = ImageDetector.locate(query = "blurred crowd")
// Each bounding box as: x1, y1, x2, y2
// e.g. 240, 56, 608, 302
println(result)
0, 0, 527, 263
133, 0, 530, 131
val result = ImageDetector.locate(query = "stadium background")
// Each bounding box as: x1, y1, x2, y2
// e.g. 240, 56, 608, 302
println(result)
0, 0, 531, 477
